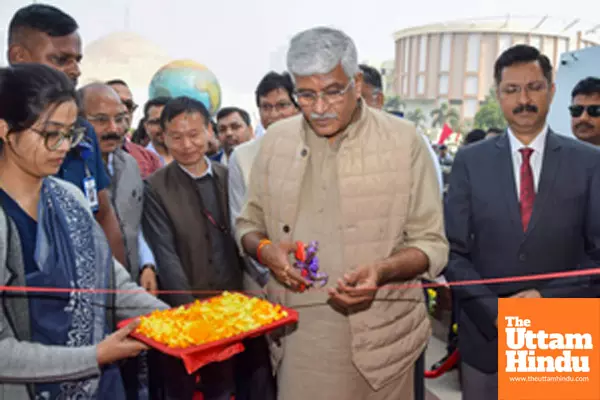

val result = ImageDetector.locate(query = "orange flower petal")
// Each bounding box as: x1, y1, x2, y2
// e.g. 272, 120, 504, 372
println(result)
135, 292, 288, 349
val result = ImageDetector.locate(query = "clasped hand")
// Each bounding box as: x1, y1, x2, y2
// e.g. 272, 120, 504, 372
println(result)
327, 264, 381, 311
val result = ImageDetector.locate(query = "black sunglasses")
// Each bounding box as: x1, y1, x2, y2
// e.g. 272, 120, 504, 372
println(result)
569, 104, 600, 118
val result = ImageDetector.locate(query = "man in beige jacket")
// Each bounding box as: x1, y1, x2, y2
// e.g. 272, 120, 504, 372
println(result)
236, 27, 448, 399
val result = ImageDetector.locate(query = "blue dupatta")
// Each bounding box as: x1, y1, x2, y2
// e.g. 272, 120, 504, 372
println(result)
33, 178, 113, 399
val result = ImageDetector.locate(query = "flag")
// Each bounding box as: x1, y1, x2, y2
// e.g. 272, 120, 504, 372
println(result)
437, 123, 453, 145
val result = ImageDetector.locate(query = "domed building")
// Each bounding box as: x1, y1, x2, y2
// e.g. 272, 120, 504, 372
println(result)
79, 32, 172, 123
392, 16, 600, 122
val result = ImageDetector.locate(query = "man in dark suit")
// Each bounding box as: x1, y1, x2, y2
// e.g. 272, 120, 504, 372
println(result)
444, 44, 600, 400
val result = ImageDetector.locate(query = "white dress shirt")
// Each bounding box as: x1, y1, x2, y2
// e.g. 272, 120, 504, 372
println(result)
507, 125, 548, 195
178, 156, 213, 179
420, 133, 444, 196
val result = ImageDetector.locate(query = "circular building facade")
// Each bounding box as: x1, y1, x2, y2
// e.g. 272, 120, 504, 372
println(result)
392, 16, 600, 121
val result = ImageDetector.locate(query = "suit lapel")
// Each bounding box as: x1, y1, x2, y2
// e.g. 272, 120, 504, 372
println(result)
525, 130, 562, 236
495, 134, 523, 233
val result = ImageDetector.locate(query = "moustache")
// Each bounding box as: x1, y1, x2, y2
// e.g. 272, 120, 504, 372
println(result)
513, 104, 538, 114
575, 122, 595, 131
310, 112, 338, 120
101, 133, 122, 141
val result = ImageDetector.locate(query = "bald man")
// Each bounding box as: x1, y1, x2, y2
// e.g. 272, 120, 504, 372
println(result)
106, 79, 162, 178
79, 83, 160, 399
79, 83, 158, 291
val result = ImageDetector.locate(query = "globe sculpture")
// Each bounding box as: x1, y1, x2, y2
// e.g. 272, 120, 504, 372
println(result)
148, 59, 222, 116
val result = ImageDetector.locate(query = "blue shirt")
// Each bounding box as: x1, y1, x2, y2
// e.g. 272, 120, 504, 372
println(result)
55, 118, 110, 205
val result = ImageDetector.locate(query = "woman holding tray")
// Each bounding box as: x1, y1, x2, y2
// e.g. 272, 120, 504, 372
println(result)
0, 64, 180, 399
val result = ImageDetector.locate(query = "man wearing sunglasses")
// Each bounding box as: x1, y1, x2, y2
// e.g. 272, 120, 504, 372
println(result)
570, 77, 600, 145
7, 4, 126, 265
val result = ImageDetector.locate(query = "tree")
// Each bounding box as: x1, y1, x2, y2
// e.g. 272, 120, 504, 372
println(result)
430, 102, 460, 129
383, 96, 406, 112
473, 88, 507, 131
405, 108, 427, 131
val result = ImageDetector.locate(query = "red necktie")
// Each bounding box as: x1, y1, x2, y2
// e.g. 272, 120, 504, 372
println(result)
519, 148, 535, 231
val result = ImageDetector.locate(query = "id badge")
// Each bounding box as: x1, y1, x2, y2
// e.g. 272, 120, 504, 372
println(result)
83, 176, 99, 212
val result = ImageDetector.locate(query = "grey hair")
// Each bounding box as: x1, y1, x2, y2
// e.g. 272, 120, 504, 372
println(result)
286, 27, 359, 81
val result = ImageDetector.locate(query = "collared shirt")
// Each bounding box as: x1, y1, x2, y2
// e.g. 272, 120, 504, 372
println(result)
209, 149, 229, 166
123, 140, 162, 178
146, 141, 166, 166
178, 156, 213, 179
420, 133, 444, 196
56, 118, 110, 211
106, 153, 156, 270
507, 125, 548, 194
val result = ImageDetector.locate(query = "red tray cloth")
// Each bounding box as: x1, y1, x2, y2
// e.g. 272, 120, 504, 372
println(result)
117, 297, 298, 374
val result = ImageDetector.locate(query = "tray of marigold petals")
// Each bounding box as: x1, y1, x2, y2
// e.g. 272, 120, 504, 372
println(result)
118, 291, 298, 373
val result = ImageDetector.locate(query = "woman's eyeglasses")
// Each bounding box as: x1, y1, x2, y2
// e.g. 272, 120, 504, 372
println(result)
31, 126, 86, 151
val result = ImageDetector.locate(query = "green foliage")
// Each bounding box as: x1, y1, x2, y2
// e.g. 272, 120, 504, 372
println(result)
473, 89, 507, 131
430, 102, 460, 130
405, 108, 427, 131
383, 96, 406, 112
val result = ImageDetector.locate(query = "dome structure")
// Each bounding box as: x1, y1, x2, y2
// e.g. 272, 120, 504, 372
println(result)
80, 31, 171, 88
79, 32, 173, 124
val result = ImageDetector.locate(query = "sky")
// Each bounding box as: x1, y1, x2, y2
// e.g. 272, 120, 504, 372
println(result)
0, 0, 598, 121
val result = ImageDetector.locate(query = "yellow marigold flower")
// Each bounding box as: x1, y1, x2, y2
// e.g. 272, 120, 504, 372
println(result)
136, 292, 289, 349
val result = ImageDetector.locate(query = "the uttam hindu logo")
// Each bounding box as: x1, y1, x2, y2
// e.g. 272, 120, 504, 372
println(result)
504, 316, 592, 373
498, 298, 600, 400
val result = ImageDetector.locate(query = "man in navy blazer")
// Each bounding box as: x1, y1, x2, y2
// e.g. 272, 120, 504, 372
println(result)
444, 44, 600, 400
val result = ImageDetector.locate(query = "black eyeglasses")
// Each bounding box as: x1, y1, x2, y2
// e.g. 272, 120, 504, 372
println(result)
123, 99, 138, 113
31, 126, 86, 151
569, 104, 600, 118
259, 101, 294, 114
293, 79, 355, 107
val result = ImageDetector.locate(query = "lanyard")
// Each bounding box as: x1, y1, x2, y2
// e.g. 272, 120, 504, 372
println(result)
202, 208, 229, 235
194, 175, 229, 236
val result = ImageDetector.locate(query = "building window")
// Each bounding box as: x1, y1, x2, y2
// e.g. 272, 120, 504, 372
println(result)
404, 40, 410, 73
464, 99, 479, 119
440, 33, 452, 72
465, 76, 478, 96
439, 74, 449, 95
466, 34, 481, 72
530, 35, 542, 50
543, 37, 555, 62
498, 34, 512, 56
419, 35, 428, 72
513, 35, 526, 45
417, 75, 425, 95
